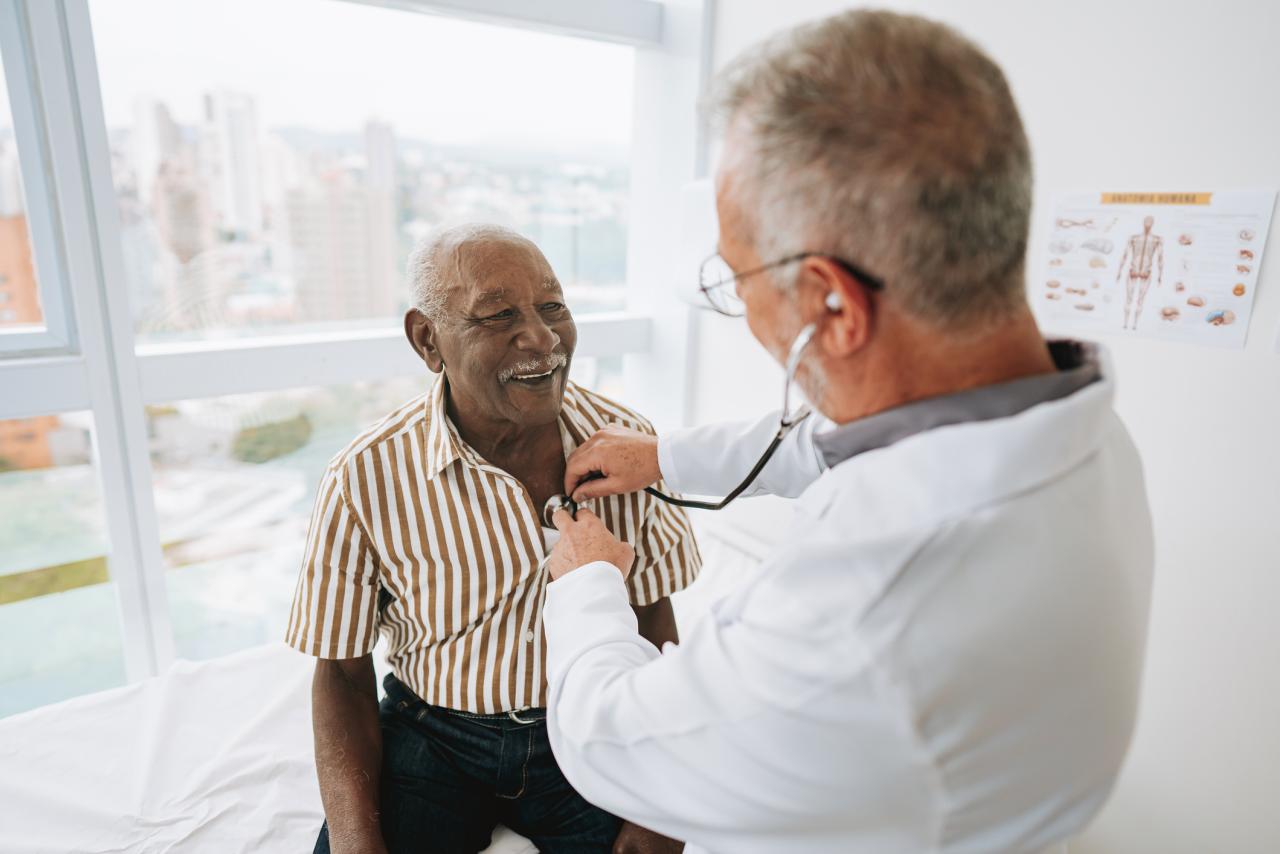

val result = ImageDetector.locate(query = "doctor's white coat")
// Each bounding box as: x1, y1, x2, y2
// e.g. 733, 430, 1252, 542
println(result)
543, 362, 1154, 854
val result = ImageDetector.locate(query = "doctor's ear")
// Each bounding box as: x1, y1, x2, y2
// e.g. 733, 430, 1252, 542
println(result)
819, 278, 873, 357
801, 255, 872, 354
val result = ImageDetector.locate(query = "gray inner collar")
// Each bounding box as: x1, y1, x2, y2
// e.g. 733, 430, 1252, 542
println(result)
813, 340, 1102, 469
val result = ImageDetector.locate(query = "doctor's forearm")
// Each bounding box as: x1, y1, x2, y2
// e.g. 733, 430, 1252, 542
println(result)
659, 410, 827, 500
620, 598, 688, 853
312, 656, 387, 854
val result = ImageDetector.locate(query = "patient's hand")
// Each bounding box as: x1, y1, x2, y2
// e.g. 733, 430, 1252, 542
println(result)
564, 425, 661, 502
613, 821, 684, 854
548, 507, 635, 581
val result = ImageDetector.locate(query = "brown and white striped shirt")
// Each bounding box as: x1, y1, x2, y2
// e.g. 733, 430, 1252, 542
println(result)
286, 378, 701, 713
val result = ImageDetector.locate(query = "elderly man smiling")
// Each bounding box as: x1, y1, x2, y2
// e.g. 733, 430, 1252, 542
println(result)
286, 224, 698, 854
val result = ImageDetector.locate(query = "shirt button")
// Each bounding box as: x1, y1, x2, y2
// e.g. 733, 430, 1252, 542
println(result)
525, 631, 535, 643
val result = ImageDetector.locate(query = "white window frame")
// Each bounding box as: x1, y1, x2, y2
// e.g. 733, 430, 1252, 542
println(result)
0, 0, 78, 355
0, 0, 710, 691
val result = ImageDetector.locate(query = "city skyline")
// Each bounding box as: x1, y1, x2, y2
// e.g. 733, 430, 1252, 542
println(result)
111, 87, 631, 341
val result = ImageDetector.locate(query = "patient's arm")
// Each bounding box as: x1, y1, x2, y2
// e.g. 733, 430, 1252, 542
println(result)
633, 598, 678, 649
313, 655, 387, 854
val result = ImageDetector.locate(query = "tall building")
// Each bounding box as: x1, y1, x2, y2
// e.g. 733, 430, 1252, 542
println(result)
259, 132, 302, 227
287, 172, 386, 323
203, 91, 264, 239
132, 97, 180, 207
0, 214, 40, 327
0, 140, 39, 327
364, 120, 399, 318
152, 155, 212, 264
0, 140, 40, 326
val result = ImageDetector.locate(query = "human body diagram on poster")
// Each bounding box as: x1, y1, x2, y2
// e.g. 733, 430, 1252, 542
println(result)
1037, 191, 1275, 349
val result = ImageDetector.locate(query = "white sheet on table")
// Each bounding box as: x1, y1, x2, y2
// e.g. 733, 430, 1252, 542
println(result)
0, 642, 534, 854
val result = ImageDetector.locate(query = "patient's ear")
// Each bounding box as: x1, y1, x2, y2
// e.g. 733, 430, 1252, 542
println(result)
404, 309, 445, 373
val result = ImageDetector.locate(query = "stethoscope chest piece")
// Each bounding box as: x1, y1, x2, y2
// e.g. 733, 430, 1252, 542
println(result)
543, 494, 578, 527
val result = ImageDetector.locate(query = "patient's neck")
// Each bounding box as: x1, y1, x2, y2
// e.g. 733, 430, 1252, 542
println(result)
447, 402, 561, 465
445, 392, 566, 509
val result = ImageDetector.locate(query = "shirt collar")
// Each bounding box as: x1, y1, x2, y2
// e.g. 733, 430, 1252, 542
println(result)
421, 375, 591, 481
422, 376, 465, 481
812, 339, 1103, 469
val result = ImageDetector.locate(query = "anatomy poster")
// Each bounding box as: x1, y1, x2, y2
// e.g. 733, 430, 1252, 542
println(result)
1034, 190, 1275, 348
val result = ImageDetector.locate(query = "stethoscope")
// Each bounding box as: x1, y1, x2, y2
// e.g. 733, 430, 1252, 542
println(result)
543, 322, 817, 525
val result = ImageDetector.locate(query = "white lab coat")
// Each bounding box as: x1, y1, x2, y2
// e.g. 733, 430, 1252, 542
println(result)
543, 363, 1154, 853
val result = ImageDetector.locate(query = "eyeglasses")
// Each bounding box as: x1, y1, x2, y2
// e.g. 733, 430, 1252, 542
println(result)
698, 251, 886, 317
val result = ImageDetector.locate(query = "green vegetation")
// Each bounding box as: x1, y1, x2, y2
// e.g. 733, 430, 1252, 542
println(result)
0, 540, 204, 605
0, 556, 109, 605
231, 413, 313, 464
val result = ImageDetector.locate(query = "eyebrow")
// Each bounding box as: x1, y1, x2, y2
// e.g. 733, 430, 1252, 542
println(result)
466, 280, 561, 312
470, 288, 506, 306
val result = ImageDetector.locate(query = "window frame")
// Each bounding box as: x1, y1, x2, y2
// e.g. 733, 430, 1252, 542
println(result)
0, 0, 78, 355
0, 0, 708, 697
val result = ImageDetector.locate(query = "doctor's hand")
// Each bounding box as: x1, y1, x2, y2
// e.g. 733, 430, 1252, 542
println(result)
548, 507, 635, 582
564, 425, 660, 502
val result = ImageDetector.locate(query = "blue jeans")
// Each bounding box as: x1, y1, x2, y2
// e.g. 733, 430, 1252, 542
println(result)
314, 674, 621, 854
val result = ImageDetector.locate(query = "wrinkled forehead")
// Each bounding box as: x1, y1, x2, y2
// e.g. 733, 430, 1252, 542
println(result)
450, 238, 560, 308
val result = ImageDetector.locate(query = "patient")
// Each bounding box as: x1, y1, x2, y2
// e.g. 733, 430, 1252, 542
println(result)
286, 224, 699, 854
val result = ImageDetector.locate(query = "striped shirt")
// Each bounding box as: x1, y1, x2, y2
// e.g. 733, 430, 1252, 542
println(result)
285, 378, 701, 713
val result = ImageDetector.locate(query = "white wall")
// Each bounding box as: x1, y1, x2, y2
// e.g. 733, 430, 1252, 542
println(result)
694, 2, 1280, 851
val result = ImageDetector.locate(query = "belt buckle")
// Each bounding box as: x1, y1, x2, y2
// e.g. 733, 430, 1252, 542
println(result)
507, 709, 536, 725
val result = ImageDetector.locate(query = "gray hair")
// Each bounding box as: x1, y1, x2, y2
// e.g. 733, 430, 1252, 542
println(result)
407, 223, 532, 322
706, 10, 1033, 326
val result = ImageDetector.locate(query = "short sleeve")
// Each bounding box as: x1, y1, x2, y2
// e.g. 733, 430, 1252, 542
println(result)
285, 462, 382, 659
626, 480, 702, 607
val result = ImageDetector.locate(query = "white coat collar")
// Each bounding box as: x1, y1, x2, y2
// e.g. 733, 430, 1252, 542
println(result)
796, 342, 1121, 540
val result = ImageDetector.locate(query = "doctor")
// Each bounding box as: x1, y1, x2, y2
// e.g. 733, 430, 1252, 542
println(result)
544, 9, 1153, 854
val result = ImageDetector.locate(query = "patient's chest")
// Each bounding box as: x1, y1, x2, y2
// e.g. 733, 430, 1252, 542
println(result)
369, 460, 643, 643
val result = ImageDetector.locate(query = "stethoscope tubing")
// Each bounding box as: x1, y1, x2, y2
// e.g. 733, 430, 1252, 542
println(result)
545, 322, 818, 523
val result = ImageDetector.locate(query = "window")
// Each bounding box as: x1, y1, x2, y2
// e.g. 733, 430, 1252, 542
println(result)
90, 0, 636, 343
0, 412, 127, 716
153, 357, 619, 661
0, 49, 44, 331
154, 378, 427, 660
0, 0, 700, 718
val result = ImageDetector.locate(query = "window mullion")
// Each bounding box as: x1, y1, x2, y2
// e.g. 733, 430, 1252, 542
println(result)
133, 315, 652, 405
26, 0, 175, 680
621, 0, 710, 433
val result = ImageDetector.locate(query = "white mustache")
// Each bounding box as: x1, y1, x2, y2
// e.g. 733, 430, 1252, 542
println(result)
498, 353, 567, 382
